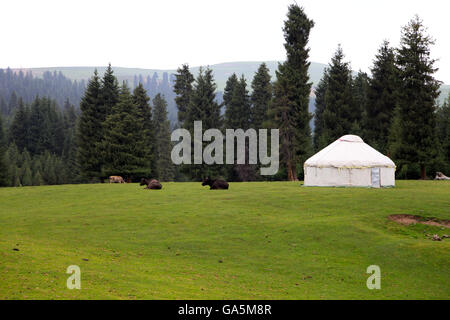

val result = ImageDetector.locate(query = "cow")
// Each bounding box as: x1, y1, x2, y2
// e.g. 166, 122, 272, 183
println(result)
109, 176, 125, 183
202, 177, 229, 190
140, 178, 163, 190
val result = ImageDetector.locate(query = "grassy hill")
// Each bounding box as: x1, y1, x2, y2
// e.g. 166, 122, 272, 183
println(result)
13, 61, 328, 92
0, 181, 448, 299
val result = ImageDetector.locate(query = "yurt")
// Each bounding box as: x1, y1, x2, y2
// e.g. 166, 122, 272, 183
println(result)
304, 135, 396, 188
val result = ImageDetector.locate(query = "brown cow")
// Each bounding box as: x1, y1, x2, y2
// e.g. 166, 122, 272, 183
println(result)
140, 178, 163, 190
109, 176, 125, 183
202, 177, 229, 190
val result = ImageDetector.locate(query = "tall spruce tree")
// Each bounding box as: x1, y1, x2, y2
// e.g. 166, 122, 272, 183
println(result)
9, 98, 29, 151
365, 41, 399, 153
224, 75, 255, 181
100, 64, 120, 115
223, 73, 239, 111
390, 16, 441, 179
316, 46, 354, 146
173, 64, 195, 126
184, 67, 222, 180
133, 83, 156, 176
100, 83, 149, 180
77, 70, 104, 180
225, 75, 251, 129
153, 94, 174, 181
351, 71, 369, 137
313, 70, 329, 151
269, 4, 314, 181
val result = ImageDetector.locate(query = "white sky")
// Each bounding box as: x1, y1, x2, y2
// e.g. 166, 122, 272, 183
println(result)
1, 0, 449, 82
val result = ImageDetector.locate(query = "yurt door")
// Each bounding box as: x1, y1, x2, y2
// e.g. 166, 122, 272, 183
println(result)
371, 168, 381, 188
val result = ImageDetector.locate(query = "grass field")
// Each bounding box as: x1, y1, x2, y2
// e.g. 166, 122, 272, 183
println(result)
0, 181, 449, 300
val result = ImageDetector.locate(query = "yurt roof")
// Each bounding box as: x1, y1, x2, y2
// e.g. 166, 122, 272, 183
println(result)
304, 135, 396, 169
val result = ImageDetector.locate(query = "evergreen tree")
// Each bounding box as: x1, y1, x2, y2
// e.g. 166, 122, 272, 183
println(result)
152, 94, 174, 181
32, 170, 44, 186
225, 75, 251, 129
390, 16, 441, 179
269, 4, 314, 180
9, 98, 29, 151
250, 63, 272, 128
223, 73, 239, 111
351, 71, 369, 137
100, 64, 120, 115
77, 70, 103, 180
184, 67, 222, 180
365, 41, 399, 153
7, 91, 18, 115
21, 162, 33, 186
317, 46, 355, 146
225, 75, 255, 181
133, 83, 156, 177
174, 64, 194, 126
313, 70, 329, 150
100, 83, 149, 180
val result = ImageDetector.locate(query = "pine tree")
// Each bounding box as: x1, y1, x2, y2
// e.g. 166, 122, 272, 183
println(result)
32, 170, 44, 186
174, 64, 194, 126
391, 16, 441, 179
184, 67, 222, 180
317, 46, 354, 146
0, 113, 8, 186
9, 98, 29, 151
100, 83, 149, 180
100, 64, 120, 115
250, 63, 272, 128
225, 75, 251, 129
133, 83, 156, 177
153, 94, 174, 181
6, 143, 20, 186
365, 41, 399, 153
269, 4, 314, 180
313, 70, 329, 150
223, 73, 239, 111
77, 70, 103, 180
225, 75, 255, 181
351, 71, 369, 137
21, 162, 32, 186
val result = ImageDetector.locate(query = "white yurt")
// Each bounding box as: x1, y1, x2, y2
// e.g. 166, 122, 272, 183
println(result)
304, 135, 396, 188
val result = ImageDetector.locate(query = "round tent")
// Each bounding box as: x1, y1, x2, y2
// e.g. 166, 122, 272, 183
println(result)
304, 135, 396, 188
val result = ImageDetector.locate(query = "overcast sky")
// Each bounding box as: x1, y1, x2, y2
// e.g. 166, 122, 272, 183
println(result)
1, 0, 449, 82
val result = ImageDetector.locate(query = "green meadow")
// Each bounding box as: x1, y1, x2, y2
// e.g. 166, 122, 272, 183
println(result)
0, 181, 449, 299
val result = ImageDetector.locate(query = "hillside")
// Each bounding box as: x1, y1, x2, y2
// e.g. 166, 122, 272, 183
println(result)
13, 61, 328, 92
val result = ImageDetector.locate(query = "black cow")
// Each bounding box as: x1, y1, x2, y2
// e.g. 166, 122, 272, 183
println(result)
140, 178, 163, 190
202, 177, 229, 190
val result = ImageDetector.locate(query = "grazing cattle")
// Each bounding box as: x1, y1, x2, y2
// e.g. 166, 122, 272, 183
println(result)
109, 176, 125, 183
140, 178, 163, 190
202, 177, 229, 190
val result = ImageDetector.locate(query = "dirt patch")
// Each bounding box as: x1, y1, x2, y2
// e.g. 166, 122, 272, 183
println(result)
388, 214, 450, 228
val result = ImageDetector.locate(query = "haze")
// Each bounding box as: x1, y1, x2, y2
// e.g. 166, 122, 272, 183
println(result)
1, 0, 449, 82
